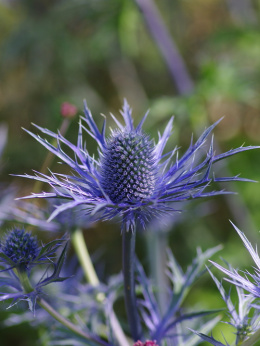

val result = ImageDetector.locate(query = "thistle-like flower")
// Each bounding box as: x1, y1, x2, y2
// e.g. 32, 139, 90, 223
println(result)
0, 228, 69, 312
0, 228, 62, 271
18, 100, 257, 227
17, 100, 258, 341
0, 229, 38, 267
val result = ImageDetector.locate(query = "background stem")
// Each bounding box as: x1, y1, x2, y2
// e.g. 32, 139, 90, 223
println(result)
134, 0, 194, 95
15, 267, 107, 345
122, 222, 142, 341
71, 228, 99, 285
71, 228, 130, 346
37, 297, 108, 346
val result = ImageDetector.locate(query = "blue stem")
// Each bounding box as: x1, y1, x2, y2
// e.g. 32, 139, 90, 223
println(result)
122, 221, 142, 341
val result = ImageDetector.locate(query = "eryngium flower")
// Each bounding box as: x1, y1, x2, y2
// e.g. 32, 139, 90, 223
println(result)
18, 100, 257, 226
0, 228, 63, 271
1, 229, 38, 265
0, 229, 68, 311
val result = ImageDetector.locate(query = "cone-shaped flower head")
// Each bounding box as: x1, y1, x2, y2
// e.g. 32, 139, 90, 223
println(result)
1, 229, 38, 266
100, 131, 156, 204
18, 100, 258, 227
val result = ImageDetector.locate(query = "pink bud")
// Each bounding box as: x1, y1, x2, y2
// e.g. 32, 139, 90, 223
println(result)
133, 341, 159, 346
60, 102, 77, 118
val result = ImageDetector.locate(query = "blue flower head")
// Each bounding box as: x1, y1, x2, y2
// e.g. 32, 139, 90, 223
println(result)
19, 100, 258, 228
0, 228, 64, 271
1, 229, 38, 266
100, 130, 156, 204
0, 228, 69, 312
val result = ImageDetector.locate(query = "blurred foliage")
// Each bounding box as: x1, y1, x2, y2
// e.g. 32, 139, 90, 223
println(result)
0, 0, 260, 345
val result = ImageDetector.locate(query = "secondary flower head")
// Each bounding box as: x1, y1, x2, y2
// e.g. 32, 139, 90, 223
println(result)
19, 100, 257, 228
0, 228, 64, 271
1, 229, 38, 266
0, 228, 69, 312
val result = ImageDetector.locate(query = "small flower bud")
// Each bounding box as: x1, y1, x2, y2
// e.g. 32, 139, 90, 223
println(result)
133, 341, 159, 346
60, 102, 77, 118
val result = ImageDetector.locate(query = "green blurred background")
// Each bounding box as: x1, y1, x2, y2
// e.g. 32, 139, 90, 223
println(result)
1, 0, 260, 345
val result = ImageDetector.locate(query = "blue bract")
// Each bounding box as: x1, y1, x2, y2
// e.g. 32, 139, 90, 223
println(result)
211, 222, 260, 299
19, 100, 257, 227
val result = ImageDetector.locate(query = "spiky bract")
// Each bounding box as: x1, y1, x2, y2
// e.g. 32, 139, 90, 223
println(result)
211, 222, 260, 299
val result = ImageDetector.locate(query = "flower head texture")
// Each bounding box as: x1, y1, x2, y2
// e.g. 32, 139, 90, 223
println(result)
100, 130, 156, 204
1, 229, 38, 266
19, 100, 258, 227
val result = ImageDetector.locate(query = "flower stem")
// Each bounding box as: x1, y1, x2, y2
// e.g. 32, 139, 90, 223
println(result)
15, 267, 107, 345
122, 222, 142, 341
37, 297, 108, 346
15, 266, 34, 293
71, 228, 130, 346
71, 228, 99, 285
